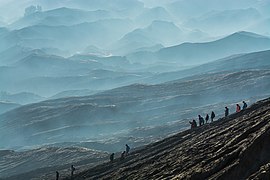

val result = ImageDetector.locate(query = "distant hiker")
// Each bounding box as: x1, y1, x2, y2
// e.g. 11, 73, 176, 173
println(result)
71, 165, 76, 177
193, 119, 197, 127
198, 115, 204, 126
242, 101, 247, 110
236, 104, 241, 112
126, 144, 130, 155
110, 153, 114, 162
56, 171, 59, 180
211, 111, 215, 122
121, 151, 126, 160
205, 114, 209, 124
225, 107, 229, 117
189, 119, 197, 129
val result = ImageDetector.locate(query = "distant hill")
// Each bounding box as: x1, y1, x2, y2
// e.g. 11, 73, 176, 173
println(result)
184, 8, 261, 35
113, 20, 183, 55
135, 7, 174, 26
0, 46, 46, 66
0, 101, 20, 114
9, 8, 113, 29
1, 19, 135, 54
0, 91, 45, 105
145, 31, 270, 65
144, 49, 270, 84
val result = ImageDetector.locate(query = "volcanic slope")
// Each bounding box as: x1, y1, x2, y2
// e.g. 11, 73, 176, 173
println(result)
69, 97, 270, 180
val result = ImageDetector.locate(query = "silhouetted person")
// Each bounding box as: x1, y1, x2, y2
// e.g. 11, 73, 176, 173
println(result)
110, 153, 114, 162
126, 144, 130, 155
71, 165, 75, 177
121, 151, 126, 160
211, 111, 215, 122
205, 114, 209, 124
189, 120, 197, 129
198, 115, 204, 126
236, 104, 241, 112
56, 171, 59, 180
225, 107, 229, 117
242, 101, 247, 110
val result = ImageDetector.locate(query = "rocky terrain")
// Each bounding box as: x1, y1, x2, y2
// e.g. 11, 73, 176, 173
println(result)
67, 97, 270, 180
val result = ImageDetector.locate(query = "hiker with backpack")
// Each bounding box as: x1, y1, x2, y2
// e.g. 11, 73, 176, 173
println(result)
242, 101, 247, 110
236, 104, 241, 112
198, 115, 204, 126
189, 119, 197, 129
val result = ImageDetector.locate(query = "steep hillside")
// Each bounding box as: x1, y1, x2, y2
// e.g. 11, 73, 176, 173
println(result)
69, 97, 270, 180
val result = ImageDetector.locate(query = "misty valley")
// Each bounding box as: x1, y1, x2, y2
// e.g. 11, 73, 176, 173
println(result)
0, 0, 270, 179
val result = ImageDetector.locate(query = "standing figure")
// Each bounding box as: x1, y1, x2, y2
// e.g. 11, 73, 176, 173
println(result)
198, 115, 204, 126
225, 107, 229, 117
205, 114, 209, 124
242, 101, 247, 110
236, 104, 241, 112
56, 171, 59, 180
211, 111, 215, 122
71, 165, 76, 177
125, 144, 130, 155
189, 120, 195, 129
192, 119, 197, 128
110, 153, 114, 162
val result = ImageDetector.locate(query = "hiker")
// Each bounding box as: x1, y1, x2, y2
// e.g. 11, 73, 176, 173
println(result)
236, 104, 241, 112
56, 171, 59, 180
71, 165, 75, 177
121, 151, 126, 160
110, 153, 114, 162
126, 144, 130, 155
211, 111, 215, 122
242, 101, 247, 110
189, 120, 197, 129
205, 114, 209, 124
198, 115, 204, 126
225, 107, 229, 117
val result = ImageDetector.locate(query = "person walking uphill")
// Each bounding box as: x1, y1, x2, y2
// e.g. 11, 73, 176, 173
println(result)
205, 114, 209, 124
56, 171, 59, 180
189, 119, 197, 129
110, 153, 114, 162
126, 144, 130, 155
211, 111, 215, 122
198, 115, 204, 126
242, 101, 247, 110
71, 165, 76, 178
225, 107, 229, 117
236, 104, 241, 112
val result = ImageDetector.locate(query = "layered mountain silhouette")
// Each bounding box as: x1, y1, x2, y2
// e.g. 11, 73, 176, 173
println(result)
127, 31, 270, 65
0, 1, 269, 179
